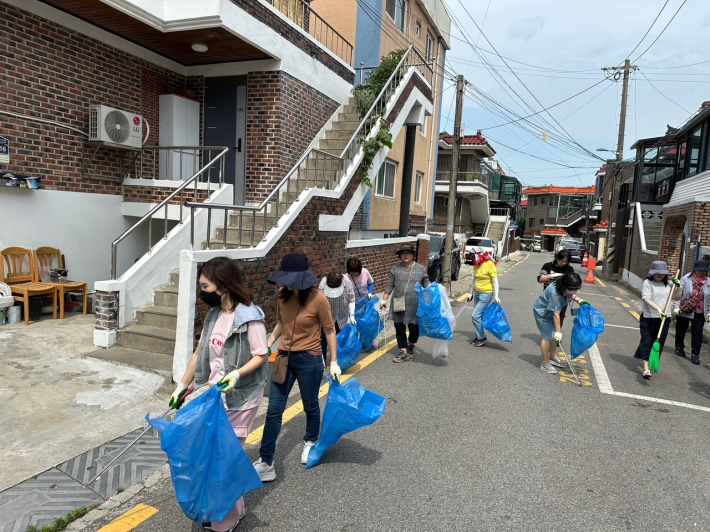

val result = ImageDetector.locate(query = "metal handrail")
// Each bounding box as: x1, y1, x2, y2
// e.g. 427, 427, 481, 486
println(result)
555, 208, 585, 222
186, 45, 434, 251
340, 45, 432, 164
111, 147, 229, 279
264, 0, 353, 65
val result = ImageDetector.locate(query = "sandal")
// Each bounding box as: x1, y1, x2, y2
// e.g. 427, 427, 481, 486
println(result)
540, 363, 558, 374
549, 357, 565, 368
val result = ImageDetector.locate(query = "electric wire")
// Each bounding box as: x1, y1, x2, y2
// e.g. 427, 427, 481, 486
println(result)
623, 0, 669, 61
632, 0, 687, 63
639, 70, 691, 114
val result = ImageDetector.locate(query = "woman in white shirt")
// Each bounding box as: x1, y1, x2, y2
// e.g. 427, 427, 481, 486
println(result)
632, 261, 681, 379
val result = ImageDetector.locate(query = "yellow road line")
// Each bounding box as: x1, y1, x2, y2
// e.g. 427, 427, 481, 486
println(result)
615, 297, 622, 301
596, 278, 607, 288
621, 303, 630, 308
630, 311, 640, 320
96, 504, 158, 532
457, 293, 470, 302
245, 339, 398, 445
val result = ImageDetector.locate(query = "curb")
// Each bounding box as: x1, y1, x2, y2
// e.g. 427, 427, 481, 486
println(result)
64, 464, 170, 531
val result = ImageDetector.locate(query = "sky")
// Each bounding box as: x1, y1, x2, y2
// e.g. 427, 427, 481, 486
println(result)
437, 0, 710, 189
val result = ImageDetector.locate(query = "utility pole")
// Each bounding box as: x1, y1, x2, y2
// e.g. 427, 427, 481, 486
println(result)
601, 59, 636, 277
443, 75, 465, 288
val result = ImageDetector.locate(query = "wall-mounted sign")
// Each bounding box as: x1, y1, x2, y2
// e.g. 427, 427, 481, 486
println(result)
0, 137, 8, 164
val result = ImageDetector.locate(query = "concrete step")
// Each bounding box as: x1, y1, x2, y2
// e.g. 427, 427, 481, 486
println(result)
153, 286, 179, 307
201, 240, 254, 251
227, 212, 276, 230
343, 103, 358, 114
318, 138, 349, 152
330, 120, 361, 132
336, 112, 361, 122
215, 224, 274, 242
117, 324, 175, 356
86, 346, 173, 375
324, 128, 357, 140
169, 270, 179, 287
135, 305, 178, 329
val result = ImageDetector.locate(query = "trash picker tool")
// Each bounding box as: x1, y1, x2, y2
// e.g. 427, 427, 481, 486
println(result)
649, 269, 679, 373
556, 340, 582, 387
84, 386, 194, 487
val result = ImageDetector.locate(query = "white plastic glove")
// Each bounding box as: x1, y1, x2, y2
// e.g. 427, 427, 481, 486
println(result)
330, 361, 342, 382
169, 382, 188, 409
367, 293, 373, 300
495, 297, 501, 305
706, 314, 710, 323
551, 273, 564, 279
349, 315, 357, 326
674, 309, 682, 317
217, 369, 240, 392
553, 332, 563, 343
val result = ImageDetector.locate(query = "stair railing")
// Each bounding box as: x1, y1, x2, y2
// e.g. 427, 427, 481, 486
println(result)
187, 44, 433, 250
111, 146, 229, 279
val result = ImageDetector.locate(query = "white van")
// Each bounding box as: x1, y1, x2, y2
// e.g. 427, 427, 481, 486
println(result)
464, 237, 496, 264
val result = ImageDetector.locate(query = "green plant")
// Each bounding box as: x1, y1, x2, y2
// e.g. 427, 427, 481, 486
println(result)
353, 49, 407, 118
116, 487, 125, 494
26, 506, 96, 532
358, 117, 393, 187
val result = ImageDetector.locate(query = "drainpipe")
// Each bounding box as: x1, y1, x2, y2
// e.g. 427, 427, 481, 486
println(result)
399, 125, 418, 236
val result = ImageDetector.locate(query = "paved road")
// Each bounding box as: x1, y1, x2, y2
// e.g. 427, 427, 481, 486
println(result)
92, 253, 710, 531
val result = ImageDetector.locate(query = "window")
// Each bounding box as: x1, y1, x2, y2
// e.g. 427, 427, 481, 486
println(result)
532, 196, 538, 206
415, 21, 421, 36
419, 115, 428, 136
376, 160, 397, 198
529, 218, 535, 228
548, 207, 558, 218
541, 197, 546, 205
426, 33, 435, 62
386, 0, 406, 32
414, 171, 423, 203
686, 126, 702, 178
540, 219, 544, 226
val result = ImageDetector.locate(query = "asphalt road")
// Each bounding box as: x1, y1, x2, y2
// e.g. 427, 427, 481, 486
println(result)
92, 252, 710, 532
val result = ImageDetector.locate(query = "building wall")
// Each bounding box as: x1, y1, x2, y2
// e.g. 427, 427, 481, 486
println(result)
660, 201, 710, 274
367, 0, 444, 232
309, 0, 359, 51
0, 2, 188, 193
245, 70, 340, 203
523, 196, 550, 236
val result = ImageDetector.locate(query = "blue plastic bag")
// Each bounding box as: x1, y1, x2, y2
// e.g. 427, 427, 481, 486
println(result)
481, 302, 513, 343
147, 386, 263, 522
306, 376, 386, 469
570, 304, 605, 359
336, 323, 362, 371
355, 296, 384, 348
416, 282, 454, 340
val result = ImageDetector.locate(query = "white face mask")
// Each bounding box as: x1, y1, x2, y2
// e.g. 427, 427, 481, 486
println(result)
564, 289, 580, 296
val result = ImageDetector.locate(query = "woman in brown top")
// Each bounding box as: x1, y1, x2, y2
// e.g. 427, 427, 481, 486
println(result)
253, 253, 340, 482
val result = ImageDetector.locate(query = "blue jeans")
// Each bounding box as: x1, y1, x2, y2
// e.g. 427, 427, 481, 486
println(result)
259, 351, 324, 465
471, 292, 493, 340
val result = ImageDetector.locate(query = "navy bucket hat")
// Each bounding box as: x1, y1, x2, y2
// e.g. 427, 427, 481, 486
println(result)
268, 252, 318, 290
693, 259, 709, 272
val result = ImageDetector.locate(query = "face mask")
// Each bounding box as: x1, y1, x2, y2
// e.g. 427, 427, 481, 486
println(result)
199, 289, 222, 308
565, 289, 580, 296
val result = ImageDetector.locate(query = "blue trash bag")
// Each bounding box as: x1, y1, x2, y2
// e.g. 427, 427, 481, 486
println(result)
336, 323, 362, 371
306, 376, 386, 469
570, 304, 605, 359
355, 296, 384, 349
481, 302, 513, 343
416, 282, 453, 340
147, 386, 263, 522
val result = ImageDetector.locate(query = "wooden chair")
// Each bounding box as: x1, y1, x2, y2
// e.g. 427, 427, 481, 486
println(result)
0, 247, 57, 325
34, 247, 88, 319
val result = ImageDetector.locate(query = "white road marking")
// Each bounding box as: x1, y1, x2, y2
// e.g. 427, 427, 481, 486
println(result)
588, 343, 614, 394
612, 392, 710, 413
604, 324, 640, 330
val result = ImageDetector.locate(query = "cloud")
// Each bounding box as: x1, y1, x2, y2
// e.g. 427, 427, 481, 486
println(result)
701, 15, 710, 29
506, 15, 546, 41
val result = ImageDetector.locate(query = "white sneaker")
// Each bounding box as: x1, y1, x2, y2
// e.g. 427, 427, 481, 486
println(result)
252, 458, 276, 482
301, 440, 316, 464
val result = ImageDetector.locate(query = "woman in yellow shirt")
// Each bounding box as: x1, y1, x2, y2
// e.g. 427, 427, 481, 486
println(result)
468, 248, 500, 346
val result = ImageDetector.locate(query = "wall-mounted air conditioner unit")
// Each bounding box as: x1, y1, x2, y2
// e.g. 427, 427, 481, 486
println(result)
88, 104, 143, 149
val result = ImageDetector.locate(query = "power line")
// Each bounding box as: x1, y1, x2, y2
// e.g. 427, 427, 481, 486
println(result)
639, 70, 691, 113
632, 0, 687, 62
640, 59, 710, 69
623, 0, 669, 60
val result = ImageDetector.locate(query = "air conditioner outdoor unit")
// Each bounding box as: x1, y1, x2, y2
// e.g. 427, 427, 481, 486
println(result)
88, 104, 143, 148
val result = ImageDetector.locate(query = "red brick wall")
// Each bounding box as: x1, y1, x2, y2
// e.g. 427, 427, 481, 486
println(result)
122, 185, 210, 205
659, 202, 710, 274
0, 4, 191, 193
245, 71, 340, 203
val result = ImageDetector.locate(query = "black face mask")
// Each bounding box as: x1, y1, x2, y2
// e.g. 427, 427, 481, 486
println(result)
199, 289, 222, 308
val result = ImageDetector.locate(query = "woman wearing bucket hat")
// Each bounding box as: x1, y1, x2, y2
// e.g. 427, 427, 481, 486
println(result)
633, 261, 681, 378
381, 243, 430, 362
253, 253, 339, 481
171, 257, 268, 531
674, 259, 710, 365
318, 271, 356, 364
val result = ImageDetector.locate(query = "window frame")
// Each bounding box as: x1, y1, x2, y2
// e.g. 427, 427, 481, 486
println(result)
426, 32, 435, 62
375, 159, 397, 199
385, 0, 407, 32
414, 171, 424, 204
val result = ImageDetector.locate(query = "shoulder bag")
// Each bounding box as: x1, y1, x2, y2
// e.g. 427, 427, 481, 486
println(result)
392, 266, 414, 313
679, 284, 704, 314
273, 306, 301, 385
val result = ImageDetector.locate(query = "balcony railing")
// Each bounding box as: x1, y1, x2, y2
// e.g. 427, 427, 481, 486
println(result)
436, 171, 491, 188
265, 0, 354, 66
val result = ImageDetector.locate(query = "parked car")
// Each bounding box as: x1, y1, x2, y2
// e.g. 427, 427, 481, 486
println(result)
556, 239, 581, 254
464, 237, 496, 264
532, 242, 541, 252
563, 241, 586, 262
427, 234, 460, 282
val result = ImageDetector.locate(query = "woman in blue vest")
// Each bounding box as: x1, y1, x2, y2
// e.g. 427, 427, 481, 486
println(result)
171, 256, 269, 532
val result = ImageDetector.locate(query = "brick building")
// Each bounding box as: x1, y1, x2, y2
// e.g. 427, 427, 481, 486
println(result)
620, 101, 710, 291
522, 185, 595, 252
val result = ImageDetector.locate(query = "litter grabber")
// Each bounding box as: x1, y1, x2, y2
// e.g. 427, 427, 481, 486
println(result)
85, 386, 194, 487
556, 340, 582, 387
649, 269, 680, 373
